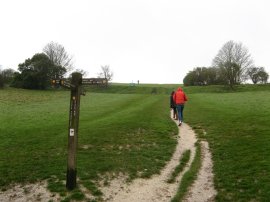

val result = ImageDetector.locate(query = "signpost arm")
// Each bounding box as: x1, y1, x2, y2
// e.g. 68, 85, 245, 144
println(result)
66, 73, 82, 190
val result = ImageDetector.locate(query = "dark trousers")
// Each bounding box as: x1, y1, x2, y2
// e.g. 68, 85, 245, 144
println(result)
172, 107, 177, 118
176, 104, 184, 122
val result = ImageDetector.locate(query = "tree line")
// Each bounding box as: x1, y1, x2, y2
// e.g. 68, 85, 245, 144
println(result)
183, 41, 269, 87
0, 42, 113, 89
0, 42, 72, 89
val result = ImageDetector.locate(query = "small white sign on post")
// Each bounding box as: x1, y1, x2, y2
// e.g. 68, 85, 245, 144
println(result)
70, 128, 75, 136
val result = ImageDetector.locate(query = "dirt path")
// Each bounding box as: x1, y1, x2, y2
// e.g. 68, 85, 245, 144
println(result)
0, 115, 216, 202
183, 140, 216, 202
101, 116, 217, 202
101, 122, 196, 201
0, 181, 61, 202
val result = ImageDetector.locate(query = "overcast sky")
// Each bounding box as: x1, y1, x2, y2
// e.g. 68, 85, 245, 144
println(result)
1, 0, 269, 84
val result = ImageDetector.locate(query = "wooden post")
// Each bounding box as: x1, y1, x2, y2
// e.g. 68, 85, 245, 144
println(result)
66, 73, 82, 190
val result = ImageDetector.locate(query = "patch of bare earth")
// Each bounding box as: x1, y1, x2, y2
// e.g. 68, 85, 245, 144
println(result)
0, 181, 61, 202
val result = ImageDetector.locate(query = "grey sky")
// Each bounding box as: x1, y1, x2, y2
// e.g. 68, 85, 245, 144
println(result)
0, 0, 269, 83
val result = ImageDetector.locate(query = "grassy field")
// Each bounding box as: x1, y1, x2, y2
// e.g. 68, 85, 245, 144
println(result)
84, 83, 179, 94
184, 85, 270, 201
0, 87, 177, 200
1, 83, 270, 201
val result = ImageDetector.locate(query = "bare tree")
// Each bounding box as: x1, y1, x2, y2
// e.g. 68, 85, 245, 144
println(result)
212, 40, 254, 88
43, 41, 73, 72
256, 67, 269, 84
220, 62, 241, 88
98, 65, 113, 84
246, 67, 261, 84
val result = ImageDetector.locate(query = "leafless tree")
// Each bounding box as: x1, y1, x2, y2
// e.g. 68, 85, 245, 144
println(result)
246, 67, 261, 84
98, 65, 113, 83
253, 67, 269, 84
258, 71, 269, 84
43, 41, 73, 72
212, 41, 254, 88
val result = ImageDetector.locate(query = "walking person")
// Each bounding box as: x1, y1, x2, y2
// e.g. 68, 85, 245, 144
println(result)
170, 91, 177, 120
173, 87, 188, 126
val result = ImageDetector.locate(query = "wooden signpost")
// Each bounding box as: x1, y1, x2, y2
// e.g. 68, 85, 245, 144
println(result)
51, 73, 107, 190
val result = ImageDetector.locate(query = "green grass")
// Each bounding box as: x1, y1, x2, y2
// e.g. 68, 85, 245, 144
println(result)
86, 83, 270, 95
182, 83, 270, 94
167, 150, 191, 183
0, 87, 177, 200
84, 83, 181, 94
185, 89, 270, 201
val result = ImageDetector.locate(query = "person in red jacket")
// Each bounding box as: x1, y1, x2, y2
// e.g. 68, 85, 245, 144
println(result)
173, 87, 188, 126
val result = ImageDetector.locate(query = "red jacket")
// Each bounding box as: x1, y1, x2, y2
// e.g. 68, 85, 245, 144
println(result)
173, 87, 188, 105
